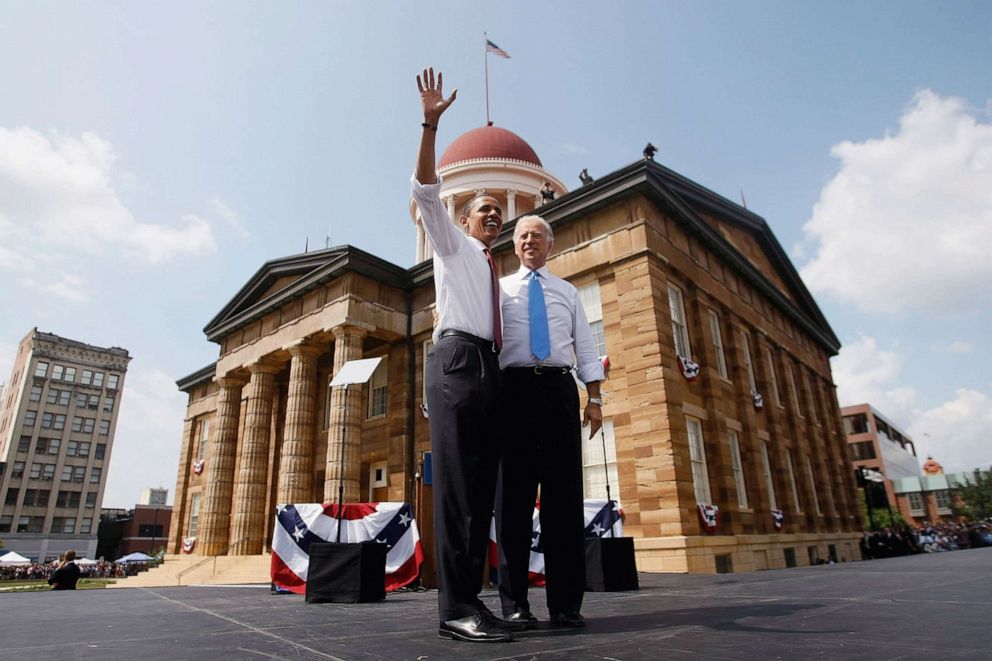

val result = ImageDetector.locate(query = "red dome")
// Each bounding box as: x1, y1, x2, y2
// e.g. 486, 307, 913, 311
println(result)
438, 125, 542, 168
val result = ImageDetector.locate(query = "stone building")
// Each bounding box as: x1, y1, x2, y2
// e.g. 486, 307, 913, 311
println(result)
0, 328, 130, 561
169, 126, 861, 574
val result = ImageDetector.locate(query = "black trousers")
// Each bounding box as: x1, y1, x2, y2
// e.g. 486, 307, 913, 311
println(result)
426, 334, 502, 622
496, 368, 585, 617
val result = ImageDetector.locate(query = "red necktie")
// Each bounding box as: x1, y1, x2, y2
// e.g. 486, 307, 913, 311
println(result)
483, 248, 502, 352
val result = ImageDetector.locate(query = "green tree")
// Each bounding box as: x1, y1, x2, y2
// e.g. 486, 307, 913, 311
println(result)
950, 468, 992, 521
859, 490, 909, 530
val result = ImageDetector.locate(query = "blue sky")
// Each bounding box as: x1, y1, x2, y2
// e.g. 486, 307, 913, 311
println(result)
1, 1, 989, 506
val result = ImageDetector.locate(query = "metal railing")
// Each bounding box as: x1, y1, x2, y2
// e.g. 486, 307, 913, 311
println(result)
175, 537, 252, 586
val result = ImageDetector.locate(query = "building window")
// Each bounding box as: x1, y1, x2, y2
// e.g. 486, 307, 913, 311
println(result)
95, 443, 106, 460
79, 442, 91, 457
581, 418, 619, 499
667, 283, 692, 360
85, 492, 97, 508
90, 467, 102, 484
73, 466, 85, 482
64, 367, 76, 383
80, 518, 92, 534
61, 466, 73, 481
107, 373, 120, 390
740, 331, 757, 393
0, 516, 11, 533
57, 491, 81, 508
908, 492, 924, 514
24, 489, 50, 507
24, 410, 37, 427
17, 435, 31, 452
43, 412, 56, 429
708, 310, 728, 379
59, 390, 71, 406
72, 416, 83, 432
367, 356, 388, 419
578, 281, 607, 358
786, 450, 802, 512
760, 442, 777, 509
849, 441, 877, 461
138, 524, 164, 538
370, 461, 388, 489
766, 349, 782, 406
786, 362, 802, 416
843, 413, 870, 435
81, 370, 94, 386
686, 416, 712, 504
52, 364, 65, 381
99, 420, 110, 435
11, 461, 25, 478
83, 418, 95, 434
805, 373, 821, 425
93, 372, 104, 388
805, 456, 822, 514
935, 490, 951, 511
188, 493, 201, 537
54, 414, 65, 430
43, 464, 55, 481
30, 463, 42, 479
46, 388, 59, 404
29, 385, 43, 402
728, 430, 749, 509
104, 395, 115, 412
87, 394, 99, 410
34, 361, 49, 378
5, 488, 20, 506
67, 440, 78, 457
197, 419, 210, 461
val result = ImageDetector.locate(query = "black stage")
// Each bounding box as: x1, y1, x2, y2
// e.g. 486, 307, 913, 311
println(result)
6, 548, 990, 660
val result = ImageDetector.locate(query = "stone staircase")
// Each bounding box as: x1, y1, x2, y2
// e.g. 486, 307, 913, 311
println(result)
108, 553, 272, 588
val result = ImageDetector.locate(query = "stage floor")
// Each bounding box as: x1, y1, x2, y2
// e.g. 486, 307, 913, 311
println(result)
6, 547, 990, 660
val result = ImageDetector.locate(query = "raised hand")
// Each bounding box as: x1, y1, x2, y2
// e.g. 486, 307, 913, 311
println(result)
417, 67, 457, 126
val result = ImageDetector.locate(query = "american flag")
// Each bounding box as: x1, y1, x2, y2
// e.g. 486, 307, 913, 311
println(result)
271, 502, 423, 594
486, 39, 510, 59
489, 499, 624, 585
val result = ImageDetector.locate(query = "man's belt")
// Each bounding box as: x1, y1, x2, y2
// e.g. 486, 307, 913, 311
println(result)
439, 329, 499, 354
504, 365, 571, 376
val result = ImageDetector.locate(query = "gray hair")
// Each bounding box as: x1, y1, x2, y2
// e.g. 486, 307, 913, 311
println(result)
513, 215, 554, 243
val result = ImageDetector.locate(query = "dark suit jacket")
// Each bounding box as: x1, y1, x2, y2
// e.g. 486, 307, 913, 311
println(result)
48, 562, 81, 590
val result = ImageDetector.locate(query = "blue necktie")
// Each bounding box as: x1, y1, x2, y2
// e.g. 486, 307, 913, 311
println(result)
529, 271, 550, 361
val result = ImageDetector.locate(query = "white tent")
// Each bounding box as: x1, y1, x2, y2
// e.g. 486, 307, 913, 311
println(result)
116, 552, 153, 563
75, 557, 98, 566
0, 551, 31, 565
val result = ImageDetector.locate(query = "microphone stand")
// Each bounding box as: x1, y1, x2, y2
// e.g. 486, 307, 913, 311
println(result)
335, 383, 349, 543
599, 425, 616, 538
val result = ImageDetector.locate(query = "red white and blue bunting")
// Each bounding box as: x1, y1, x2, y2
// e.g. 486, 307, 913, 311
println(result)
751, 391, 764, 410
488, 499, 624, 586
192, 460, 205, 475
678, 355, 700, 381
182, 536, 196, 553
270, 502, 423, 594
771, 508, 784, 531
697, 504, 719, 533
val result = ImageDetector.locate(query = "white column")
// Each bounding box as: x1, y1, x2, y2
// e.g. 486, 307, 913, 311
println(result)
445, 195, 456, 222
506, 189, 517, 219
416, 219, 426, 263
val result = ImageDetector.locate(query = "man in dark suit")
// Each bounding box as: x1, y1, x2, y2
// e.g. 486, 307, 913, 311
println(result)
48, 549, 81, 590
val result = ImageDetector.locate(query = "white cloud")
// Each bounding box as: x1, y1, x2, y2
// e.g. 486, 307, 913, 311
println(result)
0, 126, 218, 273
931, 340, 974, 354
22, 272, 90, 303
831, 335, 915, 421
208, 196, 250, 240
800, 90, 992, 316
909, 389, 992, 474
102, 365, 186, 507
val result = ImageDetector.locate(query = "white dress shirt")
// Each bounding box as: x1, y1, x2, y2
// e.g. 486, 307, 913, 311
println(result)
499, 265, 605, 384
411, 175, 499, 344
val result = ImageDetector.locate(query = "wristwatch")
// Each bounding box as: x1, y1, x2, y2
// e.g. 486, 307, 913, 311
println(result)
587, 397, 603, 406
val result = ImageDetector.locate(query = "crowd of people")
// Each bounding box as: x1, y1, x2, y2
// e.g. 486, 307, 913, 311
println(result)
0, 558, 150, 582
860, 520, 992, 559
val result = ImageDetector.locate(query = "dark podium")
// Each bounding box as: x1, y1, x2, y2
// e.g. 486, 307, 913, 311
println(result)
584, 537, 639, 592
305, 542, 387, 603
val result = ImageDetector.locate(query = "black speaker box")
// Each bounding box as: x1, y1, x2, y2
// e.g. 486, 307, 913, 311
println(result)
585, 537, 639, 592
305, 542, 387, 604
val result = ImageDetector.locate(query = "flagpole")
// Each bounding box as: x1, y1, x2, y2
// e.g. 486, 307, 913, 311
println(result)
483, 32, 490, 125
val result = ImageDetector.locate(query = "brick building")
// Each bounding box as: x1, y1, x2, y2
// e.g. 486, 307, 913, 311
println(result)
0, 329, 130, 561
169, 126, 861, 574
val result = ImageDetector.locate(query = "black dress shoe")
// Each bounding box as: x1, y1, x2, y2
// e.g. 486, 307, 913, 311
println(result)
438, 612, 514, 642
504, 609, 539, 630
550, 611, 586, 628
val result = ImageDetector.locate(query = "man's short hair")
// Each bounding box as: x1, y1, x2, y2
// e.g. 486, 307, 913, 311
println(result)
64, 550, 76, 562
461, 192, 497, 218
513, 215, 554, 244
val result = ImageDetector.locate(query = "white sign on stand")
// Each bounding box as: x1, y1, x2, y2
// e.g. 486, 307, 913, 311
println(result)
331, 357, 382, 387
